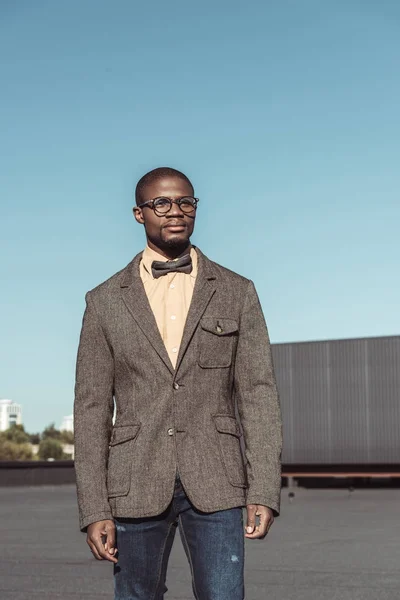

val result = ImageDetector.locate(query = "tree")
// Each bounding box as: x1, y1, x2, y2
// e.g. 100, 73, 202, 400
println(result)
3, 424, 30, 445
41, 423, 62, 441
28, 433, 41, 445
38, 438, 64, 460
0, 437, 33, 460
60, 430, 74, 444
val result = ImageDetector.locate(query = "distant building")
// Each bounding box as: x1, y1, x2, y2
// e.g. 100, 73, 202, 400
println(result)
63, 443, 74, 459
60, 414, 73, 432
0, 399, 23, 432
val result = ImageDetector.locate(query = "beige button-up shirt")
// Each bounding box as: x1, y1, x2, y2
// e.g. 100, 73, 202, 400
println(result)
139, 245, 198, 367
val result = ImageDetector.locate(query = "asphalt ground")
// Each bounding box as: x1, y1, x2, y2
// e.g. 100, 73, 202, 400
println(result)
0, 485, 399, 600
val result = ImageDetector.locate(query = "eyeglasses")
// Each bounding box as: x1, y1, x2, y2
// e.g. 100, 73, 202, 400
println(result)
139, 196, 199, 217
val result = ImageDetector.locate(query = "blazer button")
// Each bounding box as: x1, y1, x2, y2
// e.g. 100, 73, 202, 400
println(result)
173, 382, 179, 390
167, 427, 175, 436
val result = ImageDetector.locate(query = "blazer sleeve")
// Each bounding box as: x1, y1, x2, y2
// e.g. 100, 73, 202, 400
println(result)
74, 291, 114, 531
234, 280, 283, 515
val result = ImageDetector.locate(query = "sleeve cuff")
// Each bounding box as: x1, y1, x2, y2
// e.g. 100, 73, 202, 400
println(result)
80, 510, 114, 532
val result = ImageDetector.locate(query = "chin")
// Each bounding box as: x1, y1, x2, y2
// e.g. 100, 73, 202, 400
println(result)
163, 234, 190, 248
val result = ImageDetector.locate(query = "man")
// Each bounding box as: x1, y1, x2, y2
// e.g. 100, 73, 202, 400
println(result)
74, 167, 282, 600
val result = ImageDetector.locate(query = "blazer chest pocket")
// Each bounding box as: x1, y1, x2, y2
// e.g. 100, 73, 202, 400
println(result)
198, 317, 238, 368
213, 415, 247, 488
107, 424, 141, 498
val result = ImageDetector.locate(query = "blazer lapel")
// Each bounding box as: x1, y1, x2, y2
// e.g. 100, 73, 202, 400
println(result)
120, 253, 174, 374
175, 248, 217, 372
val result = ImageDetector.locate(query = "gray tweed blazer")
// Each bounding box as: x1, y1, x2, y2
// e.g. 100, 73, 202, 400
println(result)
74, 248, 282, 531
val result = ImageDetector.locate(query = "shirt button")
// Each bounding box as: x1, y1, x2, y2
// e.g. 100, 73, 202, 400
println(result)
173, 382, 179, 390
171, 315, 176, 320
170, 283, 175, 289
172, 347, 178, 353
167, 427, 174, 436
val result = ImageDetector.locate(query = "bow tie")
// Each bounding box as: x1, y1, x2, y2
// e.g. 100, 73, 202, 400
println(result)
151, 254, 193, 279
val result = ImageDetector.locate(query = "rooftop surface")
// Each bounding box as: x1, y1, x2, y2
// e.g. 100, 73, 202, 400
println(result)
1, 485, 399, 600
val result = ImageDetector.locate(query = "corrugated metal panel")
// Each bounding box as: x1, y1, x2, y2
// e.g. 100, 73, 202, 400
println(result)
367, 336, 400, 463
291, 341, 330, 463
272, 335, 400, 465
329, 339, 368, 463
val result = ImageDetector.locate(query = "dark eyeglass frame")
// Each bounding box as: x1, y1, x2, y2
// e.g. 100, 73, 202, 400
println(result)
139, 196, 199, 216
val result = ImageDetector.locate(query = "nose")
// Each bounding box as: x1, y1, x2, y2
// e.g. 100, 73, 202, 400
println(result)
165, 200, 184, 217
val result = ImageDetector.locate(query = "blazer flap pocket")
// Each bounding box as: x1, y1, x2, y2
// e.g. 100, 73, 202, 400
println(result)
110, 424, 141, 446
213, 415, 241, 437
201, 318, 238, 336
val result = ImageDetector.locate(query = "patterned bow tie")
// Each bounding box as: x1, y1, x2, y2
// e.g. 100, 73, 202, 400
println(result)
151, 254, 193, 279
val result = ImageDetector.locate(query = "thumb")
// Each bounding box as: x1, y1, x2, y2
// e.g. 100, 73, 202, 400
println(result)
246, 504, 257, 533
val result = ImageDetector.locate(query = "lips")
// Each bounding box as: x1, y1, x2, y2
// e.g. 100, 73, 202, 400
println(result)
163, 223, 186, 231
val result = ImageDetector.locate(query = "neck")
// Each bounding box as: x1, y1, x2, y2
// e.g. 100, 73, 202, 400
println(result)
147, 240, 192, 260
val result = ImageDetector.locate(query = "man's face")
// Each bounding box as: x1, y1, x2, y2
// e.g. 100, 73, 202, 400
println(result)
133, 176, 196, 252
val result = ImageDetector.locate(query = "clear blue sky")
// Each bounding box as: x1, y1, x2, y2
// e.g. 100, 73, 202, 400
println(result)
1, 1, 399, 433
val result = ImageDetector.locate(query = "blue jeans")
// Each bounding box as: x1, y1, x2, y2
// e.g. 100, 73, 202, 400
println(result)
114, 476, 244, 599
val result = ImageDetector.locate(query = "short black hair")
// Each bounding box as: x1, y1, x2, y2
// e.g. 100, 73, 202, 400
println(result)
135, 167, 194, 205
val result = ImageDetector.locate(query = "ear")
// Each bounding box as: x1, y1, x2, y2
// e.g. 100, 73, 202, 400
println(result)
133, 206, 145, 225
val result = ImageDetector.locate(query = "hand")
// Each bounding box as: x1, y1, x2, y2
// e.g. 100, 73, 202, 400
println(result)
87, 519, 118, 563
245, 504, 274, 539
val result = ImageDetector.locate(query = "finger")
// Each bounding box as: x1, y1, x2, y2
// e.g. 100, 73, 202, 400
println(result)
104, 522, 117, 556
245, 507, 274, 539
245, 522, 267, 539
91, 532, 118, 563
246, 504, 257, 534
87, 538, 103, 561
245, 521, 262, 539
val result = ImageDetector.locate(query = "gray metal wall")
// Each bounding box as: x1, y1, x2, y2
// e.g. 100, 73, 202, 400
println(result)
0, 461, 75, 486
271, 335, 400, 464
